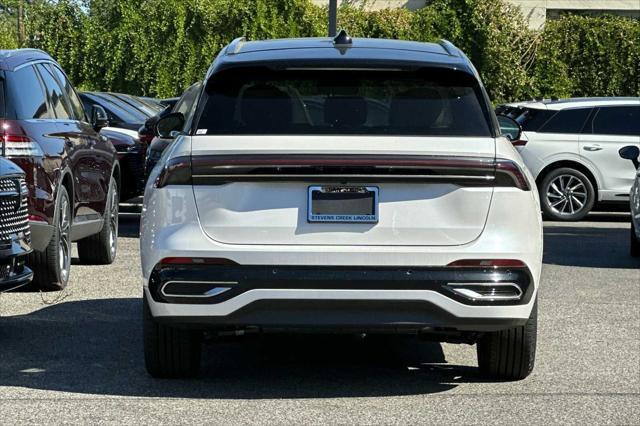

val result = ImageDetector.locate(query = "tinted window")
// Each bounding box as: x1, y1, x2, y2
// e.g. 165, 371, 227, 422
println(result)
36, 64, 72, 120
592, 106, 640, 136
111, 93, 160, 117
197, 68, 492, 137
174, 82, 201, 117
50, 65, 86, 121
515, 108, 554, 132
82, 93, 145, 125
7, 66, 49, 119
538, 108, 592, 134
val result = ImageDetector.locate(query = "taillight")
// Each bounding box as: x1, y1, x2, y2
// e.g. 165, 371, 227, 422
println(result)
138, 133, 154, 145
155, 156, 192, 188
511, 139, 527, 147
159, 257, 238, 265
447, 259, 526, 268
1, 120, 44, 157
495, 160, 530, 191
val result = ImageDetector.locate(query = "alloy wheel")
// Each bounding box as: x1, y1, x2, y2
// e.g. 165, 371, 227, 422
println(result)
58, 196, 72, 283
109, 185, 119, 258
546, 174, 588, 216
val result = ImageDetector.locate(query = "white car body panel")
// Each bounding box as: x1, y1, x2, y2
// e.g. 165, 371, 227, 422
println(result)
141, 135, 542, 321
191, 135, 495, 247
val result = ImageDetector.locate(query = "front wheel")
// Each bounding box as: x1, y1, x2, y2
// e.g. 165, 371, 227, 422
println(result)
77, 177, 118, 265
476, 301, 537, 381
539, 168, 595, 221
27, 186, 72, 291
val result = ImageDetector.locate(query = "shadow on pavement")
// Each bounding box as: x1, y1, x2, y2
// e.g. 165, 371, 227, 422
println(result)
543, 225, 640, 269
0, 298, 486, 399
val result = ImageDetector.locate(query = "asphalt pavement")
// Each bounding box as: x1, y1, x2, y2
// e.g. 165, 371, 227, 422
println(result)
0, 211, 638, 424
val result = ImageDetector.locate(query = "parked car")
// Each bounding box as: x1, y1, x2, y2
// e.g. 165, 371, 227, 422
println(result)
143, 82, 201, 178
497, 98, 640, 221
0, 156, 33, 292
618, 145, 640, 257
141, 33, 543, 380
80, 92, 158, 200
0, 49, 120, 290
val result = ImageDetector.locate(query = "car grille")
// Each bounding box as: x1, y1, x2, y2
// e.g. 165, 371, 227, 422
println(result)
0, 177, 30, 250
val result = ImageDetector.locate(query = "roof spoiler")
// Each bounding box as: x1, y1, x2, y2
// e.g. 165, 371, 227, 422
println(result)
226, 37, 247, 56
437, 40, 460, 57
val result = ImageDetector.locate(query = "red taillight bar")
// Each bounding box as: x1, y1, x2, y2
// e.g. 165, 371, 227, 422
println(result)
447, 259, 526, 268
159, 257, 239, 265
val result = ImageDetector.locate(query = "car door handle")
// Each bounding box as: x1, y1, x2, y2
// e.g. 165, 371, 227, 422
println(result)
583, 145, 603, 152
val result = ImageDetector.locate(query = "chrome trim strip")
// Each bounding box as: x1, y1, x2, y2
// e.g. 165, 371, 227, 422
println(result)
446, 282, 523, 301
160, 280, 238, 299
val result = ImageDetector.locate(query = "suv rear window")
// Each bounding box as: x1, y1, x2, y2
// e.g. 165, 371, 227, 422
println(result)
6, 66, 50, 119
196, 68, 492, 137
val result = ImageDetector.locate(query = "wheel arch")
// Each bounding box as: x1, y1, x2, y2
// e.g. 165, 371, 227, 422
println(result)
535, 160, 600, 202
111, 161, 121, 202
60, 169, 74, 218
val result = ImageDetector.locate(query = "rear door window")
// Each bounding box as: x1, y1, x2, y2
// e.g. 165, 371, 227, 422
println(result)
538, 108, 592, 134
591, 106, 640, 136
196, 68, 492, 137
35, 64, 73, 120
50, 65, 87, 122
7, 65, 50, 119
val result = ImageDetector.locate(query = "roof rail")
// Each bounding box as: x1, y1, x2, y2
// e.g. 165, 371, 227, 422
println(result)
437, 40, 459, 57
226, 37, 247, 56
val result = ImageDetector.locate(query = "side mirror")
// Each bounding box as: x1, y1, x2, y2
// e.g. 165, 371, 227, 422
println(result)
155, 112, 185, 139
497, 115, 523, 143
92, 105, 109, 130
619, 145, 640, 169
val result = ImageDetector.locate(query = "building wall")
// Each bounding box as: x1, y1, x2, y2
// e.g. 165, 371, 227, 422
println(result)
311, 0, 639, 28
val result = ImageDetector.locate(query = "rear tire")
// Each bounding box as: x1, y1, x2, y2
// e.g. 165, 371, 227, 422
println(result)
539, 167, 595, 221
631, 222, 640, 258
27, 186, 71, 291
477, 301, 537, 381
77, 177, 118, 265
143, 293, 202, 378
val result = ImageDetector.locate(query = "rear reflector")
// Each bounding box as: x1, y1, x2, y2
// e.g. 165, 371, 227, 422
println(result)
447, 259, 526, 268
159, 257, 239, 265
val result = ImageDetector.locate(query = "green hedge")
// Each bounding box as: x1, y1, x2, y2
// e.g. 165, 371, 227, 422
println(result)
1, 0, 638, 103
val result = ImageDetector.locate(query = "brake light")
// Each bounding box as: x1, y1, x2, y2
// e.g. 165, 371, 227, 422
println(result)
1, 121, 44, 157
28, 214, 47, 223
447, 259, 526, 268
155, 156, 192, 188
159, 257, 238, 265
495, 160, 530, 191
138, 133, 154, 145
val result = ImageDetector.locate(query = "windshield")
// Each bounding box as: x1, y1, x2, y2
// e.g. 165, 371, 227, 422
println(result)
196, 68, 492, 137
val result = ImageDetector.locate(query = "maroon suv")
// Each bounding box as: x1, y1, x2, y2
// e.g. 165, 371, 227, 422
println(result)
0, 49, 120, 290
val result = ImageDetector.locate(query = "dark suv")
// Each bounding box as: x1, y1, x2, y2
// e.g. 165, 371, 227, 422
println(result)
0, 49, 120, 290
0, 156, 32, 292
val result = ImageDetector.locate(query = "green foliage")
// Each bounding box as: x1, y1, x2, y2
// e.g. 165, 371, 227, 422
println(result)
0, 0, 636, 102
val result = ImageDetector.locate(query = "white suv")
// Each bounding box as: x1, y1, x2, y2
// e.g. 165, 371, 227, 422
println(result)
497, 98, 640, 221
141, 33, 543, 380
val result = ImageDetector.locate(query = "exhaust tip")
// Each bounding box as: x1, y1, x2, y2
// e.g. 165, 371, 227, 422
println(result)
160, 281, 236, 299
446, 282, 523, 302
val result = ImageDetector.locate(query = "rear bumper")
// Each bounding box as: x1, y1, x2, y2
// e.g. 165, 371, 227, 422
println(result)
146, 264, 535, 332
